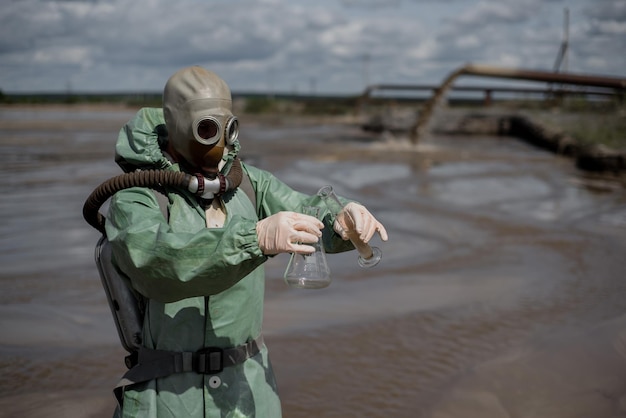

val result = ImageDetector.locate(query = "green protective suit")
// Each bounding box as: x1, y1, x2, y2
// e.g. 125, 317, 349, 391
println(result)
105, 107, 353, 417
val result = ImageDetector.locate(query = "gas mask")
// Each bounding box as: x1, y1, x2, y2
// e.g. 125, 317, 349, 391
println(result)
163, 66, 240, 177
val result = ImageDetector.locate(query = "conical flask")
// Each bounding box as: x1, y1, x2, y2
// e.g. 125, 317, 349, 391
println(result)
284, 206, 331, 289
318, 185, 382, 268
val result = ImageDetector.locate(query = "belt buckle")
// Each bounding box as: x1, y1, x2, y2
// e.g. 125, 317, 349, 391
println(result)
196, 347, 224, 374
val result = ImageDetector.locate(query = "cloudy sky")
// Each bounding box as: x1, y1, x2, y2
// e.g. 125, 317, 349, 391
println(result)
1, 0, 624, 95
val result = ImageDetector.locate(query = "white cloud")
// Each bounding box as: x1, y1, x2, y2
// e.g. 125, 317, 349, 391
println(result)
442, 0, 545, 33
591, 20, 626, 35
0, 0, 623, 93
455, 35, 481, 49
407, 38, 438, 61
33, 46, 93, 66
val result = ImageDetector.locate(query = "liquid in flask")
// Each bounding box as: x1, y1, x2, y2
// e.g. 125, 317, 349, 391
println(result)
284, 206, 331, 289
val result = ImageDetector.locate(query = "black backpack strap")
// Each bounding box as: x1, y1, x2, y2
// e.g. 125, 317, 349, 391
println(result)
238, 168, 257, 210
153, 189, 169, 219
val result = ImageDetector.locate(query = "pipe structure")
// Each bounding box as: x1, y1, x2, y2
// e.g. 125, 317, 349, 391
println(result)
361, 84, 617, 100
460, 64, 626, 89
409, 64, 626, 144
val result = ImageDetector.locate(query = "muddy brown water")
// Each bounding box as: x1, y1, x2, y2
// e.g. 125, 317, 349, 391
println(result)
1, 106, 626, 418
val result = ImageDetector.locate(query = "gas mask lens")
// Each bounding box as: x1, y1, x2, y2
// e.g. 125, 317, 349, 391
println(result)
225, 117, 239, 144
194, 116, 239, 145
196, 118, 220, 144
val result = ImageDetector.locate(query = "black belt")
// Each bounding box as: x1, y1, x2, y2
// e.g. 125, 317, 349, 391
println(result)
138, 336, 262, 374
115, 335, 264, 403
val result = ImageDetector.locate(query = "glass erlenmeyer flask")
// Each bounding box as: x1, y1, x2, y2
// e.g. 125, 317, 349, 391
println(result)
284, 206, 331, 289
318, 185, 382, 268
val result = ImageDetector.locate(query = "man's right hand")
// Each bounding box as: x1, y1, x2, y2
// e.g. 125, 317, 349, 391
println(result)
256, 211, 324, 255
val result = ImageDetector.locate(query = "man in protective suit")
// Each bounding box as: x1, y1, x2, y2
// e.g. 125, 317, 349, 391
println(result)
106, 65, 388, 417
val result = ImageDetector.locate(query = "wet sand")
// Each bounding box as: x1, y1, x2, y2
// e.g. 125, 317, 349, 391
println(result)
1, 105, 626, 417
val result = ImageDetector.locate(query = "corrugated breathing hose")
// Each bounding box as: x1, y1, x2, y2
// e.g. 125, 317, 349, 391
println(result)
83, 158, 243, 235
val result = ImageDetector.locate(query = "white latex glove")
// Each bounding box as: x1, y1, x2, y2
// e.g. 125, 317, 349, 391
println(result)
334, 202, 388, 244
256, 211, 324, 255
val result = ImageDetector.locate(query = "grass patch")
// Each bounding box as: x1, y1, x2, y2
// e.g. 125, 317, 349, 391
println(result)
566, 115, 626, 150
529, 107, 626, 151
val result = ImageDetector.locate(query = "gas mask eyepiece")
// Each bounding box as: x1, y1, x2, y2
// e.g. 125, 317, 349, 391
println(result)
193, 115, 239, 146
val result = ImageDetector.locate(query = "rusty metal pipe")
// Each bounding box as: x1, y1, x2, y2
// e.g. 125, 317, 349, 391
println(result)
409, 64, 626, 144
461, 64, 626, 90
363, 84, 616, 97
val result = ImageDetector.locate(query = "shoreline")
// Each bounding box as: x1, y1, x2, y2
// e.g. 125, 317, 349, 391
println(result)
450, 111, 626, 174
